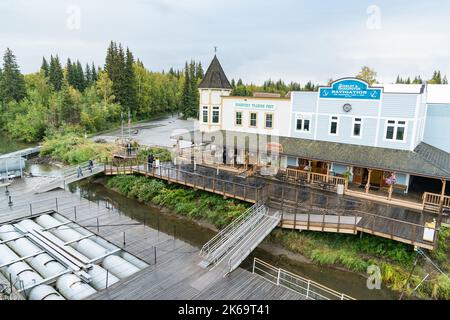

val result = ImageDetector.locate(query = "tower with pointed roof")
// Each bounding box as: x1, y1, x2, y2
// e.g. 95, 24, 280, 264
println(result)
198, 55, 232, 132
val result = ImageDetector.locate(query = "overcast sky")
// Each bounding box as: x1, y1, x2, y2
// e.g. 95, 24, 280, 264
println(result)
1, 0, 449, 85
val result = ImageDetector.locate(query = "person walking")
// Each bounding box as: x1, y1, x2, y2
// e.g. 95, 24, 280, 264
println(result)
88, 159, 94, 173
77, 165, 83, 178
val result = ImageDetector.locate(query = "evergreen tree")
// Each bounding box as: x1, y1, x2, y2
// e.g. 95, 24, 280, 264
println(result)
65, 58, 76, 88
231, 79, 236, 88
85, 63, 92, 87
0, 48, 26, 103
59, 80, 80, 124
443, 76, 448, 85
124, 48, 137, 113
181, 61, 192, 118
41, 57, 49, 77
105, 41, 128, 108
91, 63, 98, 83
196, 62, 204, 80
75, 60, 85, 91
189, 60, 199, 117
49, 55, 64, 91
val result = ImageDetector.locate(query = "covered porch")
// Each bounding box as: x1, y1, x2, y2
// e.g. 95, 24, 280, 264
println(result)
173, 130, 450, 214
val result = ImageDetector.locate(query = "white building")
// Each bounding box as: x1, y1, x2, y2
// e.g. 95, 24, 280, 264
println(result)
194, 55, 450, 197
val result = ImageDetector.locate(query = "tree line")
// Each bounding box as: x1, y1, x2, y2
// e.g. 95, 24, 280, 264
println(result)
230, 78, 318, 97
0, 46, 449, 143
0, 44, 202, 142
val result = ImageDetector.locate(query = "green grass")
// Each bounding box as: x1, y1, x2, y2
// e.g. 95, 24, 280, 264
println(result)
40, 133, 118, 165
106, 175, 250, 229
267, 228, 450, 300
137, 147, 172, 162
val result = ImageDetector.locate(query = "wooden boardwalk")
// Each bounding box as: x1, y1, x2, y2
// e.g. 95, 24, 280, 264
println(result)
0, 179, 305, 300
103, 162, 440, 250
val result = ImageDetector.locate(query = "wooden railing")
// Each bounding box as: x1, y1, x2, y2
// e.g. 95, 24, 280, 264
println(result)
103, 158, 268, 204
267, 183, 438, 249
423, 192, 450, 212
285, 168, 347, 191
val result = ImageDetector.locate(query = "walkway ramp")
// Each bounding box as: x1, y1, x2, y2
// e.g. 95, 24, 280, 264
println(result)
199, 203, 281, 275
33, 162, 104, 194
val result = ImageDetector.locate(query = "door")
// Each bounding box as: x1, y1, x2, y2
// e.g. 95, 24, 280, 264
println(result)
370, 170, 383, 187
353, 167, 364, 185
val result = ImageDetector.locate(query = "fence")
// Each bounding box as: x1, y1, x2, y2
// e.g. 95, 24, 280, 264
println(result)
252, 258, 354, 300
423, 192, 450, 213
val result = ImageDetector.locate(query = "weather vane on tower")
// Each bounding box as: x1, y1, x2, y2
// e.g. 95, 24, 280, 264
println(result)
214, 46, 218, 54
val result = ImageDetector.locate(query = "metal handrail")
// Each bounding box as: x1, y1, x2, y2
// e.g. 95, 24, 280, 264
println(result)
205, 206, 266, 259
200, 203, 263, 258
226, 212, 280, 272
252, 258, 355, 300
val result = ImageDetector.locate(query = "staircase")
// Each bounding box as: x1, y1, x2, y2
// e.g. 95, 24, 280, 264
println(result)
33, 161, 104, 194
199, 203, 281, 275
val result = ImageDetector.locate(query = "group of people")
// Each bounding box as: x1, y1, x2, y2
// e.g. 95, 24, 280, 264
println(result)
77, 159, 94, 178
126, 142, 133, 156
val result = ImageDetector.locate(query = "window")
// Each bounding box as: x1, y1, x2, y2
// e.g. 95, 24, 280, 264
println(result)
250, 112, 257, 127
202, 106, 208, 123
212, 106, 220, 124
352, 118, 362, 137
235, 112, 242, 126
330, 116, 339, 135
296, 115, 310, 132
265, 113, 273, 129
385, 120, 406, 141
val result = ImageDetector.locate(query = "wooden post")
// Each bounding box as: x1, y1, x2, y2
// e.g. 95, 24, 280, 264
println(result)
326, 163, 330, 183
441, 179, 447, 202
167, 168, 171, 184
293, 210, 297, 230
371, 215, 375, 235
366, 169, 372, 194
307, 212, 310, 230
337, 213, 341, 233
321, 211, 325, 232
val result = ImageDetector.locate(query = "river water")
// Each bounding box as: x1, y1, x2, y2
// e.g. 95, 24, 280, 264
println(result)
0, 132, 34, 155
69, 178, 399, 300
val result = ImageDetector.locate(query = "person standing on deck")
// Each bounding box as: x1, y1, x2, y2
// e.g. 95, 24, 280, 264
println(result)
147, 154, 154, 171
244, 151, 250, 170
126, 143, 132, 156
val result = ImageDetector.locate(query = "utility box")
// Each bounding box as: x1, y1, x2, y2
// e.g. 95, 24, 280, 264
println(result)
337, 184, 345, 195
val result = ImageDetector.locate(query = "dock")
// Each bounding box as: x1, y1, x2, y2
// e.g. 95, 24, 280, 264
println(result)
101, 161, 441, 250
0, 180, 311, 300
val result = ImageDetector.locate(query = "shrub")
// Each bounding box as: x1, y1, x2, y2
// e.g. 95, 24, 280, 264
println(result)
106, 175, 250, 229
41, 133, 117, 164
